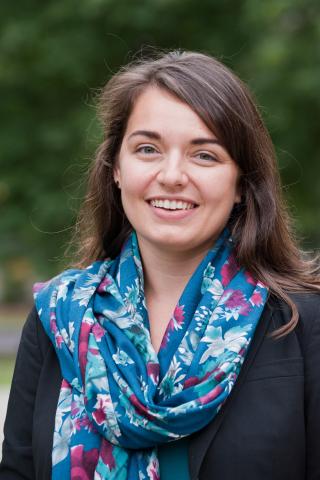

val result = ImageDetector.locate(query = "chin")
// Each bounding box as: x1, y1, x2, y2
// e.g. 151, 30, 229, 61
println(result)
151, 235, 205, 255
137, 229, 187, 249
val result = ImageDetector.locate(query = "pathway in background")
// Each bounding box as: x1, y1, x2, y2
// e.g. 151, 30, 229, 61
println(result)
0, 387, 10, 460
0, 303, 27, 355
0, 332, 20, 355
0, 304, 28, 460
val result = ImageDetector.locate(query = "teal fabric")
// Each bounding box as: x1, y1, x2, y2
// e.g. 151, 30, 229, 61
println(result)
158, 437, 190, 479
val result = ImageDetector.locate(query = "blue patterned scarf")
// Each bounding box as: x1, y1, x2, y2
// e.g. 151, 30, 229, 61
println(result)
33, 229, 267, 479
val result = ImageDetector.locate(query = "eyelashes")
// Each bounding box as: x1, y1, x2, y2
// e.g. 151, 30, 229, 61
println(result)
195, 152, 218, 162
136, 145, 158, 155
134, 144, 220, 164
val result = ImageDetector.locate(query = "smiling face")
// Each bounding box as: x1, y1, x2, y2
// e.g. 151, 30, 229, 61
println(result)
114, 86, 241, 258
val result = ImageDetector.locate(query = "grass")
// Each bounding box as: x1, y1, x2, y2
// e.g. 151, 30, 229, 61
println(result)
0, 357, 15, 385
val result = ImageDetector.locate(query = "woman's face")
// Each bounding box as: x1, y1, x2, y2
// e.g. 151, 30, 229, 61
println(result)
114, 86, 241, 257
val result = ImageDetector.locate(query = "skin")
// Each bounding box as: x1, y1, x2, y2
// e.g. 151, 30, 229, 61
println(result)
114, 86, 241, 352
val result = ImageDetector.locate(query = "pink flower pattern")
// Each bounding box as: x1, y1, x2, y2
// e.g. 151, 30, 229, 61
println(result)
71, 445, 99, 480
224, 289, 252, 316
221, 254, 239, 286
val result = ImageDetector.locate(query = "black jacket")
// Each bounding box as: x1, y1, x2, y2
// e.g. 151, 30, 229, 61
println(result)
1, 293, 320, 479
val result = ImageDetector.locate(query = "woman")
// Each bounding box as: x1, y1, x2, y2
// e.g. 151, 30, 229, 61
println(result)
1, 50, 319, 480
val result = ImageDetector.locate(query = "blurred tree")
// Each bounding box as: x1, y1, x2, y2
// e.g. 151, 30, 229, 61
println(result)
0, 0, 319, 301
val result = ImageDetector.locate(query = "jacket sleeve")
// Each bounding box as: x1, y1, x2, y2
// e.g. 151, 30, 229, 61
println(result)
301, 295, 320, 480
0, 307, 43, 479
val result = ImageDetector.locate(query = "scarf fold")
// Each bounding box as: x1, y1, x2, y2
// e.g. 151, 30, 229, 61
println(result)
34, 229, 268, 479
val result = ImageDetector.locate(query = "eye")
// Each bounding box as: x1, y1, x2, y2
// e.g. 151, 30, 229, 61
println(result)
136, 145, 158, 155
196, 151, 218, 162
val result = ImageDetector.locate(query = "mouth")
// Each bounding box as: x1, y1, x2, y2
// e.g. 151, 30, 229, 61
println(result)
148, 199, 198, 211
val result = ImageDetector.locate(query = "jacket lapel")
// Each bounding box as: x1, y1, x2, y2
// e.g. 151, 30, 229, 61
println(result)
188, 299, 274, 480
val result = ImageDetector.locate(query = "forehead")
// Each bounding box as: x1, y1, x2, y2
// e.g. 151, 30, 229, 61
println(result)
124, 86, 216, 140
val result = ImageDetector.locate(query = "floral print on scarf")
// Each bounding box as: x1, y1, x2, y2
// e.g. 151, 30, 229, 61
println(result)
33, 229, 268, 479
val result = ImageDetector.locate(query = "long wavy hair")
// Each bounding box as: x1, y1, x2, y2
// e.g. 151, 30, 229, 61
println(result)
71, 50, 319, 337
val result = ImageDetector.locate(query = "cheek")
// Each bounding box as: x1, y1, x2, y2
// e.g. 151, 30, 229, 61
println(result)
119, 161, 155, 200
121, 175, 145, 201
119, 171, 147, 219
203, 173, 239, 204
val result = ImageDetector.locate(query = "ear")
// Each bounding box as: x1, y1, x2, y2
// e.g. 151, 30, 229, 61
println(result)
234, 192, 241, 204
234, 172, 242, 204
234, 184, 242, 204
113, 166, 121, 188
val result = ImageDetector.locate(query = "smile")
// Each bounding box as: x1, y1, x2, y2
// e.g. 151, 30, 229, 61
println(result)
149, 199, 196, 210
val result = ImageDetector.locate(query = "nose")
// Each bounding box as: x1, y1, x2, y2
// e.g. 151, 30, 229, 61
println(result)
156, 153, 188, 188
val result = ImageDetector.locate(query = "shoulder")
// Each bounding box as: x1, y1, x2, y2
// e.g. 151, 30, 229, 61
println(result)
290, 291, 320, 312
32, 265, 93, 335
290, 291, 320, 337
33, 260, 111, 308
268, 291, 320, 323
292, 292, 320, 355
22, 305, 53, 359
271, 291, 320, 354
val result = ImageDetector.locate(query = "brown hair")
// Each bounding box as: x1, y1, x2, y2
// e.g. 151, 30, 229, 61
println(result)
71, 50, 320, 337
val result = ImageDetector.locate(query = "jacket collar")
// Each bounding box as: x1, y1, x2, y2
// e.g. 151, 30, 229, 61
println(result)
187, 297, 274, 479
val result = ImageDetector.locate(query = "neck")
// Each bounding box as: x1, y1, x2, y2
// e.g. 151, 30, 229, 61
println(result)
137, 237, 210, 300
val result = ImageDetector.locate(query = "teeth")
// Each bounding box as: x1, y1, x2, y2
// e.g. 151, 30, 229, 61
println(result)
150, 199, 195, 210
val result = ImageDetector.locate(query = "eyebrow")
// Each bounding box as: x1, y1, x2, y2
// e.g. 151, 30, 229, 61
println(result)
128, 130, 161, 141
127, 130, 223, 146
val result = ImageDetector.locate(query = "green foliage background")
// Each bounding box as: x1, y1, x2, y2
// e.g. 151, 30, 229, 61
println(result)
1, 0, 319, 302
